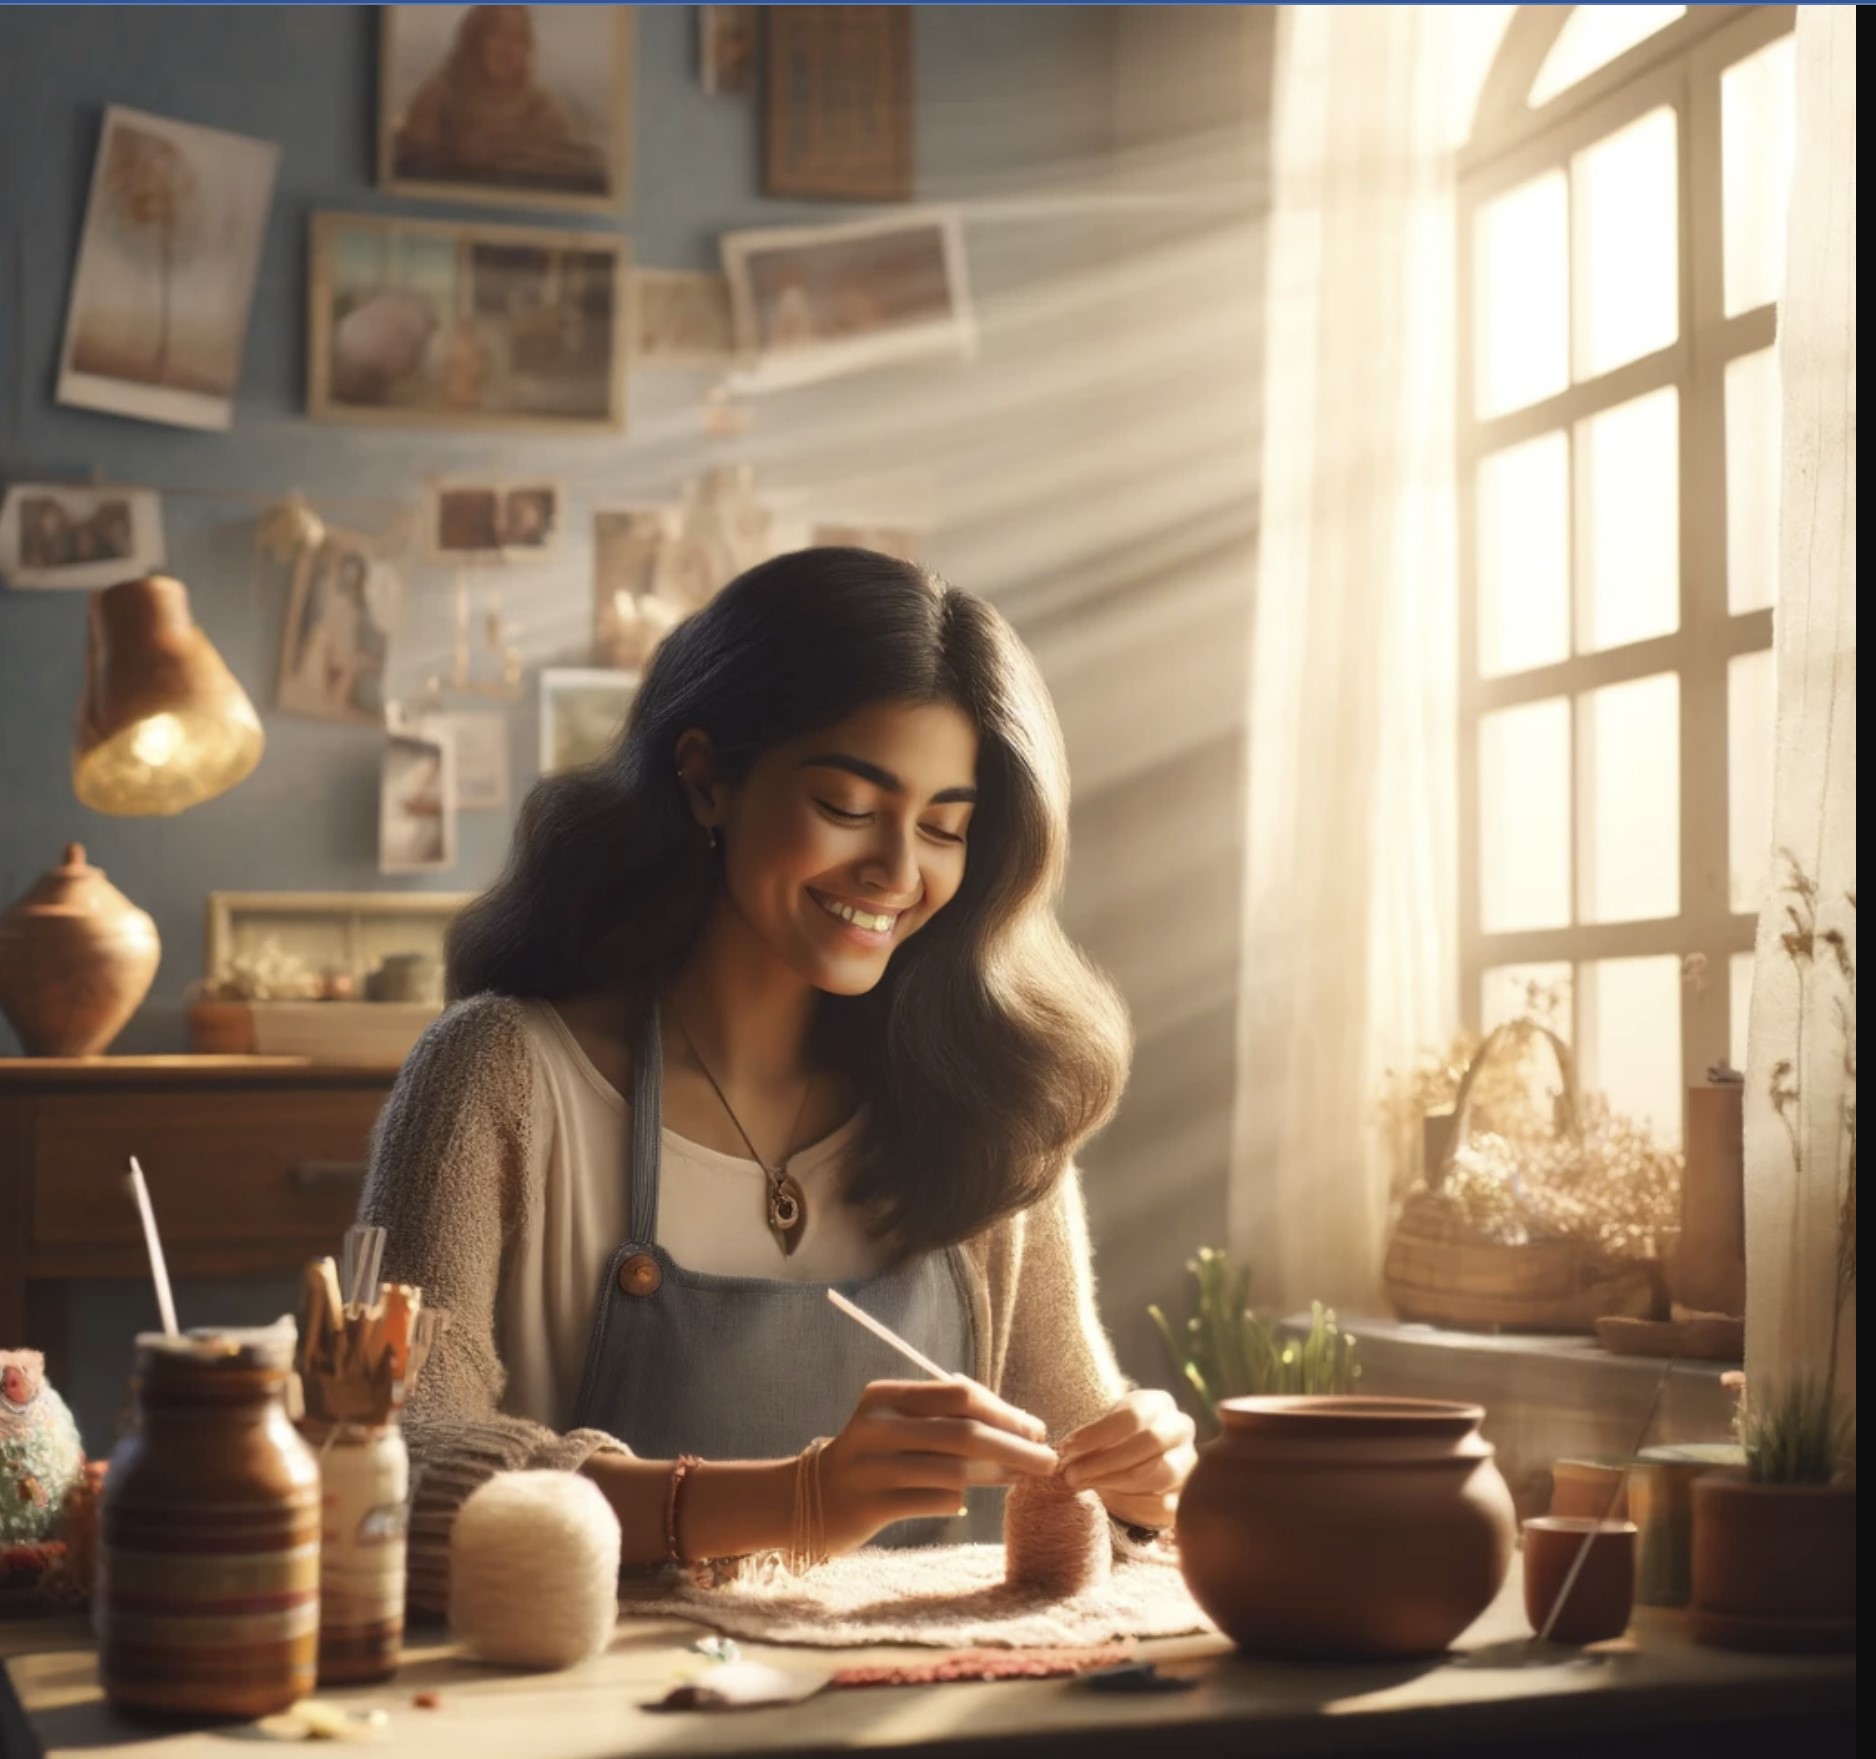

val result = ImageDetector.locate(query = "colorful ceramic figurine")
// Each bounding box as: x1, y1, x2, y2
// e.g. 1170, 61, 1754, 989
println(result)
1, 1350, 85, 1543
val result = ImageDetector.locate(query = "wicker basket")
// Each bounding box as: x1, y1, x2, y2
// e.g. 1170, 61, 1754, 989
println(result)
1382, 1020, 1666, 1334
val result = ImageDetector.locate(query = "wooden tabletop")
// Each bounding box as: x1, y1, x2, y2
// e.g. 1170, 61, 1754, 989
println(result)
0, 1562, 1854, 1759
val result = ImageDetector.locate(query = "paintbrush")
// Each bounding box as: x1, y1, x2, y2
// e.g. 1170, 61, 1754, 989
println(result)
126, 1157, 179, 1337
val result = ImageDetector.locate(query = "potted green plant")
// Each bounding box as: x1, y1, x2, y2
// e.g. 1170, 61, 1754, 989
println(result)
1690, 867, 1855, 1654
1147, 1247, 1358, 1437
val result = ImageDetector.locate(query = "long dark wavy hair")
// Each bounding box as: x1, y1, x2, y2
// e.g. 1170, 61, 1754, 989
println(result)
449, 548, 1130, 1253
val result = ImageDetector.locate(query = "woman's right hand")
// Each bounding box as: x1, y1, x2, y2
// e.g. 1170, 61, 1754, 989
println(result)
816, 1379, 1058, 1555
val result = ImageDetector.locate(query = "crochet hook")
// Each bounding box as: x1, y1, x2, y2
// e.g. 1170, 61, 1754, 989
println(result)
825, 1288, 958, 1382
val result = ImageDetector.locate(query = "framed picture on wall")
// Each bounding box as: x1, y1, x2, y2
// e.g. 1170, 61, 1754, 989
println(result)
764, 6, 912, 202
698, 6, 758, 97
378, 4, 634, 213
56, 105, 280, 431
307, 211, 628, 433
424, 479, 565, 560
539, 667, 639, 775
632, 268, 734, 369
0, 483, 165, 590
721, 210, 974, 393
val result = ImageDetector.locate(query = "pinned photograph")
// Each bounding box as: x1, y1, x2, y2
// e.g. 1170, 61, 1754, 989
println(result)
722, 211, 974, 392
277, 533, 399, 725
379, 5, 633, 213
539, 667, 638, 775
0, 483, 166, 590
57, 106, 280, 431
764, 5, 911, 201
633, 268, 733, 369
428, 480, 564, 559
309, 211, 627, 433
698, 6, 758, 97
390, 706, 510, 812
592, 506, 683, 669
380, 727, 458, 874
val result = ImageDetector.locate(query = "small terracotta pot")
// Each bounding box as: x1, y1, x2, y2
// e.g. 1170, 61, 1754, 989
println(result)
1176, 1396, 1516, 1659
0, 843, 160, 1055
1690, 1472, 1855, 1653
1523, 1517, 1636, 1643
1550, 1457, 1629, 1522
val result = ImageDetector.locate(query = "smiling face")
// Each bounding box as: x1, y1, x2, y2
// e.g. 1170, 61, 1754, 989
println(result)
685, 699, 980, 997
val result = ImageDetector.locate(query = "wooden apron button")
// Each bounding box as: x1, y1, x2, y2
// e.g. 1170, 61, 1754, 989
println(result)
619, 1252, 662, 1297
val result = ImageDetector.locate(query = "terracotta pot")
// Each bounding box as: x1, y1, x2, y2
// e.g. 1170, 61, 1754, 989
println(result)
1523, 1516, 1635, 1643
1690, 1472, 1855, 1653
1176, 1396, 1516, 1659
0, 844, 160, 1055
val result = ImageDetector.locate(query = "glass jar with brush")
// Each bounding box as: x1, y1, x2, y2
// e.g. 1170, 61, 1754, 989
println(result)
96, 1324, 320, 1720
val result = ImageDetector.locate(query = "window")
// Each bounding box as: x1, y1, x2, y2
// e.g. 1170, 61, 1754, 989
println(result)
1457, 6, 1796, 1145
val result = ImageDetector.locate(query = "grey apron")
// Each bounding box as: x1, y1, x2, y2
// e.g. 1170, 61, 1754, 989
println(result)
571, 1005, 984, 1546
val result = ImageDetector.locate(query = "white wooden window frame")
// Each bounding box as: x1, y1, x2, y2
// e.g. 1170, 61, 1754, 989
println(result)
1456, 4, 1793, 1098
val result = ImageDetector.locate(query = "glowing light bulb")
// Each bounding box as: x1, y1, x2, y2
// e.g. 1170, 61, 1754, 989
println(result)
130, 713, 184, 768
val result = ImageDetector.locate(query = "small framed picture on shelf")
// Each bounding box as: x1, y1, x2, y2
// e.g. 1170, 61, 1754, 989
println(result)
378, 4, 634, 213
308, 211, 628, 433
722, 210, 974, 393
539, 667, 638, 775
0, 483, 165, 590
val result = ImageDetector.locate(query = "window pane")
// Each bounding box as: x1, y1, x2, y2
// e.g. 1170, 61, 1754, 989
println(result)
1482, 963, 1574, 1038
1478, 432, 1570, 678
1725, 346, 1781, 614
1480, 698, 1572, 933
1530, 5, 1686, 108
1576, 387, 1680, 653
1728, 647, 1777, 915
1722, 33, 1798, 318
1729, 951, 1754, 1077
1579, 672, 1679, 924
1474, 173, 1569, 420
1580, 955, 1684, 1147
1572, 107, 1679, 381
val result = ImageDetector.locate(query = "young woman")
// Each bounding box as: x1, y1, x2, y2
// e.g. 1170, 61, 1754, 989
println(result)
361, 549, 1197, 1610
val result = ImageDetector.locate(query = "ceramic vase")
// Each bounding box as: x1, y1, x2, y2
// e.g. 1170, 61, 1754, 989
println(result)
0, 844, 160, 1056
1176, 1396, 1516, 1659
1690, 1472, 1855, 1653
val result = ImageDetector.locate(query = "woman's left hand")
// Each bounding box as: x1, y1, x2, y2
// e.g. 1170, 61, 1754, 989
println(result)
1055, 1389, 1197, 1533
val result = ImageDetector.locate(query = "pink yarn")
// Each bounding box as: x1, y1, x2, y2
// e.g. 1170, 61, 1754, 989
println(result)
1004, 1474, 1111, 1597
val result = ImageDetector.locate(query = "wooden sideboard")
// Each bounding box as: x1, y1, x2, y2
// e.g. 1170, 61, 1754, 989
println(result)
0, 1057, 396, 1380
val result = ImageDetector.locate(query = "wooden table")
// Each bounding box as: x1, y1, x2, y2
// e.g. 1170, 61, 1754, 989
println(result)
1, 1563, 1854, 1759
0, 1056, 395, 1384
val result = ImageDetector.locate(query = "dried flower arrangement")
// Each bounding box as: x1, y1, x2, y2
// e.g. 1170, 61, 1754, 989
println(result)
1375, 978, 1682, 1264
1148, 1248, 1358, 1439
1736, 856, 1855, 1486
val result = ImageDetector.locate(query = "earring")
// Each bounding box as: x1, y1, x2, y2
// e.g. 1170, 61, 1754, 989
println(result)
707, 826, 719, 851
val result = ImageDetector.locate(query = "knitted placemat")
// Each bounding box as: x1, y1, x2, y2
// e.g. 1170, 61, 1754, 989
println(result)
619, 1544, 1213, 1649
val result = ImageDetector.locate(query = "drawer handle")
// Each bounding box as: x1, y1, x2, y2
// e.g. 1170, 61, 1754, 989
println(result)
288, 1160, 370, 1188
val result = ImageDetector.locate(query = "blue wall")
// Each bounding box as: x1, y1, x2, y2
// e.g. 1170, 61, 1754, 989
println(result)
0, 3, 1121, 1056
1, 2, 1149, 1446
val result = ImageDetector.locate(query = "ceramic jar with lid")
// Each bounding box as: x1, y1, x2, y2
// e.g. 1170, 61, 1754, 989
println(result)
0, 843, 160, 1055
96, 1326, 320, 1720
1176, 1395, 1516, 1659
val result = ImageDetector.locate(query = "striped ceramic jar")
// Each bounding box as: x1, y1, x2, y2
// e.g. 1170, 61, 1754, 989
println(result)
96, 1327, 320, 1720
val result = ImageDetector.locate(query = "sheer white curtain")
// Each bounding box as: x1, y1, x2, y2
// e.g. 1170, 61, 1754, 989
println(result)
1231, 5, 1509, 1313
1742, 5, 1856, 1398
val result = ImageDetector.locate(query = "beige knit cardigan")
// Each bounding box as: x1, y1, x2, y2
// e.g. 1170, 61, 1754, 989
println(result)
358, 994, 1129, 1612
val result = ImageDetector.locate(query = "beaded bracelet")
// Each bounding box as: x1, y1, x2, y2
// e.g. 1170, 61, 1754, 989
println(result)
665, 1455, 703, 1566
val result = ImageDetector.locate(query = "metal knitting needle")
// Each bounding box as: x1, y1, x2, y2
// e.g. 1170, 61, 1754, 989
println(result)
825, 1288, 961, 1382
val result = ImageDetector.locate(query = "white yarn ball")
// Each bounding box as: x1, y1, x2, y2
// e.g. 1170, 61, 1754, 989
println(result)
449, 1470, 622, 1670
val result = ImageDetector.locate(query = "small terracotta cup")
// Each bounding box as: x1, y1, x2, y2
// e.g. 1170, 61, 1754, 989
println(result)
1523, 1517, 1637, 1644
1549, 1457, 1630, 1522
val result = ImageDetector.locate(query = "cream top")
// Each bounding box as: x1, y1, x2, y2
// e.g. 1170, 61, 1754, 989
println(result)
494, 1001, 887, 1430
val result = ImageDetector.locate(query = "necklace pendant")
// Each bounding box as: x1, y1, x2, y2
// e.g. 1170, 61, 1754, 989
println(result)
768, 1174, 806, 1257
